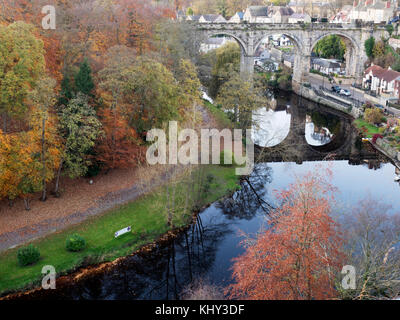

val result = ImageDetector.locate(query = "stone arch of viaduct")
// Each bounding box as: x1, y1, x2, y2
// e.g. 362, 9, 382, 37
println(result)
193, 22, 388, 93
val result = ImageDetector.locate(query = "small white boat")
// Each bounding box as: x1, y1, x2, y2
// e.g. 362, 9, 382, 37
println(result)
395, 176, 400, 182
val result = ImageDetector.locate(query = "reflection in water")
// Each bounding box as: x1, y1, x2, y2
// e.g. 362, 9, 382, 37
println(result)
252, 107, 291, 147
305, 120, 333, 146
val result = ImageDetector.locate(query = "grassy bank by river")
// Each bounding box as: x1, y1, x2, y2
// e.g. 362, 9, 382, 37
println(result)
0, 101, 241, 297
0, 165, 240, 296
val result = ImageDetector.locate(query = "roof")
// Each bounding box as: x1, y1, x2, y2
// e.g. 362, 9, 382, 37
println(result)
201, 14, 220, 22
312, 58, 341, 68
364, 65, 387, 77
247, 6, 269, 17
277, 7, 294, 16
187, 15, 201, 21
382, 68, 400, 82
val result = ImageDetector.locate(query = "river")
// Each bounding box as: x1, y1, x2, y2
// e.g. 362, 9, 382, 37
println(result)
20, 93, 400, 300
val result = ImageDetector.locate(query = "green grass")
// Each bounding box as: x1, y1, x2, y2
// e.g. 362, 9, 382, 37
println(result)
354, 119, 380, 138
0, 165, 239, 296
203, 100, 233, 129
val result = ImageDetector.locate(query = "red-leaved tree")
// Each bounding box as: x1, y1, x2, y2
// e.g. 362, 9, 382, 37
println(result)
228, 171, 345, 300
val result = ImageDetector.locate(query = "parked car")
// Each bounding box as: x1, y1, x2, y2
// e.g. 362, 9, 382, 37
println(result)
340, 89, 351, 96
389, 16, 399, 24
331, 85, 341, 93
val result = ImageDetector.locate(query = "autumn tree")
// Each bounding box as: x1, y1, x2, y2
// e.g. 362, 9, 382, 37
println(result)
364, 107, 383, 125
209, 42, 241, 98
0, 21, 45, 132
28, 77, 61, 201
95, 105, 144, 170
216, 74, 266, 127
54, 93, 103, 195
228, 172, 345, 300
123, 56, 181, 133
175, 59, 202, 123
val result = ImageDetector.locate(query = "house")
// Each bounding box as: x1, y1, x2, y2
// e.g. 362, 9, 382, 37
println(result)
288, 1, 335, 18
270, 7, 295, 23
283, 54, 295, 68
199, 14, 227, 23
288, 13, 312, 23
243, 6, 271, 23
330, 5, 352, 23
200, 37, 232, 53
268, 34, 293, 46
363, 65, 400, 97
311, 58, 342, 75
186, 15, 201, 22
229, 12, 244, 23
349, 0, 397, 24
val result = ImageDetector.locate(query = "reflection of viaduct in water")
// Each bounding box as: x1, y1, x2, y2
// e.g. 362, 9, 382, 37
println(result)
255, 95, 379, 164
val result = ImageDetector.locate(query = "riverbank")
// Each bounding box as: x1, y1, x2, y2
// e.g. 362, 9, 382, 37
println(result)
0, 165, 240, 298
0, 102, 241, 298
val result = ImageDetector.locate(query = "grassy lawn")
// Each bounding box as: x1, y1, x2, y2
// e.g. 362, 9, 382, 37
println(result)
354, 119, 380, 138
0, 165, 240, 296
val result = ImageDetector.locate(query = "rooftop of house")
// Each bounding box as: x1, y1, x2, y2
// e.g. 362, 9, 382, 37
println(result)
364, 65, 400, 82
246, 6, 269, 17
271, 7, 295, 16
312, 58, 341, 68
201, 14, 221, 21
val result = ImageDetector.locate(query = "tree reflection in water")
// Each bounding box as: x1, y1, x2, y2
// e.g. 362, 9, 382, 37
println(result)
217, 164, 273, 220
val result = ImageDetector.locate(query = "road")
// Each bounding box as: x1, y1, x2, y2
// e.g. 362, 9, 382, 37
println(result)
308, 74, 400, 117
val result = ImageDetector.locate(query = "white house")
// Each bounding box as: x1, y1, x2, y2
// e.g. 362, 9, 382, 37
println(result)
288, 13, 312, 23
229, 12, 244, 23
199, 14, 226, 23
363, 65, 400, 97
244, 6, 271, 23
311, 58, 342, 75
200, 37, 232, 53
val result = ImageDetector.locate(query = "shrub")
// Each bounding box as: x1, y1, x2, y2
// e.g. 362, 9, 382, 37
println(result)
17, 244, 40, 267
219, 150, 236, 167
66, 234, 86, 252
372, 134, 383, 144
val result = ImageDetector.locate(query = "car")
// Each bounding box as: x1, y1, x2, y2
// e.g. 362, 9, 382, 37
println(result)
331, 85, 341, 93
389, 16, 399, 24
340, 89, 351, 96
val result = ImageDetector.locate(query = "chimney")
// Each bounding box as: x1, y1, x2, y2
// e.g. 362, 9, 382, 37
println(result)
387, 1, 391, 8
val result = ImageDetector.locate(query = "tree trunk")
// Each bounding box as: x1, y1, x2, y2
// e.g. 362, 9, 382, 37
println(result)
24, 198, 31, 211
2, 112, 7, 133
54, 158, 64, 196
41, 117, 47, 202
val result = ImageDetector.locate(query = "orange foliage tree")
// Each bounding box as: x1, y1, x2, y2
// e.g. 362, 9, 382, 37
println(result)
95, 105, 144, 170
228, 171, 345, 300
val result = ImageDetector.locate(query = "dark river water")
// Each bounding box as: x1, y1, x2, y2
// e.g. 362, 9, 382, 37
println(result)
22, 94, 400, 300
